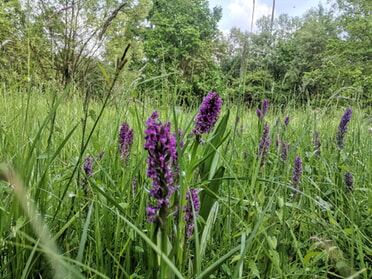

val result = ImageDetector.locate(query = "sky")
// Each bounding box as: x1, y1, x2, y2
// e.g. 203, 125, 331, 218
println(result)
208, 0, 332, 32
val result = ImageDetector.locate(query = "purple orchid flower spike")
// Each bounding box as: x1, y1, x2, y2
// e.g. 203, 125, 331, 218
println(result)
118, 122, 134, 163
292, 156, 303, 196
144, 111, 183, 229
258, 124, 271, 167
183, 188, 200, 240
336, 107, 352, 149
191, 92, 222, 141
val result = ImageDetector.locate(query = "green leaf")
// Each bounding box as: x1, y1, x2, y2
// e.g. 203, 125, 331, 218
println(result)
200, 201, 219, 260
267, 235, 277, 250
248, 260, 260, 278
303, 251, 322, 266
76, 202, 94, 263
97, 62, 110, 88
230, 254, 240, 264
199, 166, 225, 220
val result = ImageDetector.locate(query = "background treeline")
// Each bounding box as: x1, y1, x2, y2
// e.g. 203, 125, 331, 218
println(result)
0, 0, 371, 107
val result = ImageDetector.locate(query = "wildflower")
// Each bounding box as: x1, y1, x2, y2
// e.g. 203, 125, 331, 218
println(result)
281, 141, 290, 162
118, 122, 134, 162
144, 111, 179, 226
283, 116, 290, 127
313, 130, 321, 157
336, 107, 352, 149
292, 156, 302, 194
344, 172, 353, 192
258, 124, 271, 167
256, 109, 262, 119
262, 99, 269, 117
82, 156, 94, 192
191, 92, 222, 140
83, 156, 94, 178
183, 188, 200, 240
257, 99, 269, 120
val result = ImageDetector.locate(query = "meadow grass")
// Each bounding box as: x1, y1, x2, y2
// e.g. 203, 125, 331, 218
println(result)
0, 85, 371, 278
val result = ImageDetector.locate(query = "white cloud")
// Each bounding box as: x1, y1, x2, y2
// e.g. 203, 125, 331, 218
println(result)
227, 0, 272, 32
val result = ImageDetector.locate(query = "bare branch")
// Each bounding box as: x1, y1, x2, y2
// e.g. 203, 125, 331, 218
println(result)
47, 5, 74, 25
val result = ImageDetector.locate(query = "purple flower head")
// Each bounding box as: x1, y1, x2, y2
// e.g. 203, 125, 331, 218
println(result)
183, 188, 200, 240
256, 109, 261, 119
144, 111, 181, 225
82, 156, 94, 190
118, 122, 134, 163
344, 172, 353, 192
313, 130, 321, 157
283, 116, 290, 127
336, 107, 352, 149
83, 156, 94, 178
256, 99, 269, 120
292, 156, 303, 194
191, 92, 222, 140
258, 124, 271, 167
262, 99, 269, 117
281, 141, 290, 162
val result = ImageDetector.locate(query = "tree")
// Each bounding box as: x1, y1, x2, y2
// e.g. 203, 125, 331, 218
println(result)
140, 0, 222, 101
327, 0, 372, 102
1, 0, 150, 92
0, 0, 27, 83
275, 5, 338, 102
31, 1, 146, 85
218, 5, 340, 105
296, 0, 371, 105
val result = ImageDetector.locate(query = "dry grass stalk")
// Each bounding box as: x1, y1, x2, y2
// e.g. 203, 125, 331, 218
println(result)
1, 164, 77, 278
99, 2, 128, 40
1, 40, 15, 49
47, 5, 74, 25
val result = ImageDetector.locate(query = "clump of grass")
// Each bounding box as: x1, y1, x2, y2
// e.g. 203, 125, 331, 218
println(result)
0, 85, 371, 278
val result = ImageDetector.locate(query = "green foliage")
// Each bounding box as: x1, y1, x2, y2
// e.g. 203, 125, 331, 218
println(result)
317, 0, 372, 106
139, 0, 223, 100
219, 2, 371, 107
1, 86, 371, 278
0, 0, 151, 95
197, 111, 230, 220
0, 0, 27, 82
1, 0, 371, 106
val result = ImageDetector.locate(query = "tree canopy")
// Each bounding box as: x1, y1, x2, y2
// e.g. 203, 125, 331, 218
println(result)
0, 0, 370, 106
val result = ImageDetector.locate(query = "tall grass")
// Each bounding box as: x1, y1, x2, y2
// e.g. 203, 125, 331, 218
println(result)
0, 84, 371, 278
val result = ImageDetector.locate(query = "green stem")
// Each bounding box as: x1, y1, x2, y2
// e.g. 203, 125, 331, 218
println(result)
160, 226, 169, 279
